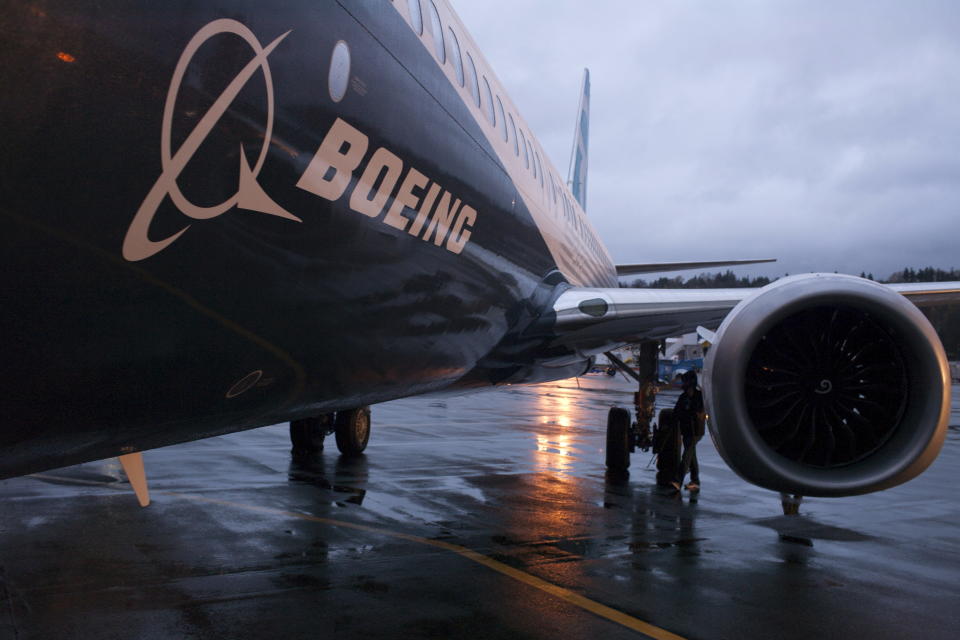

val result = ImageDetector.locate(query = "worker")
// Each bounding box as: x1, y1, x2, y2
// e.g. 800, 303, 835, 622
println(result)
672, 370, 705, 492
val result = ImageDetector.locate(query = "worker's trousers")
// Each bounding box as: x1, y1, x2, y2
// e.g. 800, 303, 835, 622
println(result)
677, 433, 700, 485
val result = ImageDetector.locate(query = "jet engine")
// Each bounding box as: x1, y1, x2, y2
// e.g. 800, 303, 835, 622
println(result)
703, 274, 950, 497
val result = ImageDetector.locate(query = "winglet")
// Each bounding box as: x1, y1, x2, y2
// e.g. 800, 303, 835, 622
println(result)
567, 68, 590, 211
118, 452, 150, 507
696, 325, 718, 344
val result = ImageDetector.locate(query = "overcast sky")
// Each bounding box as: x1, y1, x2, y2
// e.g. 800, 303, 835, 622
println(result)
454, 1, 960, 281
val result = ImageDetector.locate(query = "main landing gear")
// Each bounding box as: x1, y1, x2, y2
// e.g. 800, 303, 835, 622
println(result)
290, 406, 371, 457
604, 341, 660, 474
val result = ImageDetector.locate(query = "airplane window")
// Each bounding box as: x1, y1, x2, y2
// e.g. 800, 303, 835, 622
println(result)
519, 129, 529, 168
496, 96, 507, 142
482, 76, 495, 125
447, 27, 464, 86
508, 114, 519, 156
427, 1, 445, 63
465, 53, 480, 107
407, 0, 422, 35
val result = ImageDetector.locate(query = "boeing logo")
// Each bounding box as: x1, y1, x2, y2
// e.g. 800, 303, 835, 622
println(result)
123, 19, 299, 262
126, 18, 478, 262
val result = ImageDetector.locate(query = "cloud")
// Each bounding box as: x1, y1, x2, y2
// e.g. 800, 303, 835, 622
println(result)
453, 0, 960, 278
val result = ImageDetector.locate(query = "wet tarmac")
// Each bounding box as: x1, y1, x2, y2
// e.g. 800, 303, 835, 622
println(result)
1, 376, 959, 639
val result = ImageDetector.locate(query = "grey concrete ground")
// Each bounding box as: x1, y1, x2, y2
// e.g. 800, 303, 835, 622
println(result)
1, 376, 958, 639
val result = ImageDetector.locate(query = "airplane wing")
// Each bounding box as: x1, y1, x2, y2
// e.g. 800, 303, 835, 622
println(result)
615, 258, 776, 276
550, 279, 960, 353
886, 282, 960, 306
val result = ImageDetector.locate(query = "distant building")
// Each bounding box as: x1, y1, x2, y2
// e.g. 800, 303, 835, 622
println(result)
658, 333, 706, 382
664, 333, 704, 362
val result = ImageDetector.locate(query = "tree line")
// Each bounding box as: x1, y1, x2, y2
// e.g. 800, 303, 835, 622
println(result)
623, 267, 960, 359
622, 270, 772, 289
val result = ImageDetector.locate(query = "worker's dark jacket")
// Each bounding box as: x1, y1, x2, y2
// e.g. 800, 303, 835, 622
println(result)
673, 389, 705, 439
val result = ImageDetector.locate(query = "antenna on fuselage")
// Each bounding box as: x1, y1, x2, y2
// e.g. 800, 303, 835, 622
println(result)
567, 68, 590, 211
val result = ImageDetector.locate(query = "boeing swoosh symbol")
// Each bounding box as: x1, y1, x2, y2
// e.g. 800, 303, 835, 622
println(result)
123, 19, 299, 262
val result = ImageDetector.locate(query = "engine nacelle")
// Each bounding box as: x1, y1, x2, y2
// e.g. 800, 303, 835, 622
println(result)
703, 274, 950, 497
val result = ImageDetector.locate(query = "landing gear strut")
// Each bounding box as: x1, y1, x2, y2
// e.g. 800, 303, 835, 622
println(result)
631, 341, 660, 453
604, 341, 661, 472
780, 492, 803, 515
289, 406, 371, 457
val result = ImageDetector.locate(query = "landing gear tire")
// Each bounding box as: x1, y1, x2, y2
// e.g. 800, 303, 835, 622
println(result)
654, 408, 680, 487
290, 415, 330, 454
335, 407, 371, 456
606, 407, 631, 472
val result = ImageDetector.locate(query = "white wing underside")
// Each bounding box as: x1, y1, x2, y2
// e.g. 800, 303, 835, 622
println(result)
551, 281, 960, 354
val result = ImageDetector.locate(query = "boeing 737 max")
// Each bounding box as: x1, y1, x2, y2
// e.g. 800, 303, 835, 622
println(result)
2, 0, 958, 505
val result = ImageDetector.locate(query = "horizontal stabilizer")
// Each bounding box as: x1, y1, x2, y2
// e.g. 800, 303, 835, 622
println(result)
616, 259, 776, 276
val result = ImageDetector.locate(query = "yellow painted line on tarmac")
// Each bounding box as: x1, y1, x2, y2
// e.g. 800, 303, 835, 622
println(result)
27, 474, 684, 639
161, 491, 687, 640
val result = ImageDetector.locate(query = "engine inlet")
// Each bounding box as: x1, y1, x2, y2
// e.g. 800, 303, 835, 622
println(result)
744, 306, 908, 468
703, 273, 950, 496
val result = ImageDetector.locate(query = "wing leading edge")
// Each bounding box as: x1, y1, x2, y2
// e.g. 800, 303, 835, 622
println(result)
551, 279, 960, 354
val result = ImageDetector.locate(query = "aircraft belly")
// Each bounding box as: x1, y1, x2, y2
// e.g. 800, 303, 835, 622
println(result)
0, 1, 561, 476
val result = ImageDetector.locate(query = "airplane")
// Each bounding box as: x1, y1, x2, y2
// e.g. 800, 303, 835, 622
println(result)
2, 0, 958, 508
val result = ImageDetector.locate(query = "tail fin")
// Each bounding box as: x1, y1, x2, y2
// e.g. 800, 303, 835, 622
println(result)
567, 68, 590, 211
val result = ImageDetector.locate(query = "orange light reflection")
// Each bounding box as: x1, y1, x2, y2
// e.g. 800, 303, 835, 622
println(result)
57, 52, 76, 63
533, 386, 578, 474
494, 384, 592, 600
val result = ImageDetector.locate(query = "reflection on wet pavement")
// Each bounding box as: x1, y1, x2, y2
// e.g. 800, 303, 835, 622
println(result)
0, 377, 958, 639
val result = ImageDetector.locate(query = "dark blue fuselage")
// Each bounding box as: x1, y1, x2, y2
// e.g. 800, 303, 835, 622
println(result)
0, 1, 614, 477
